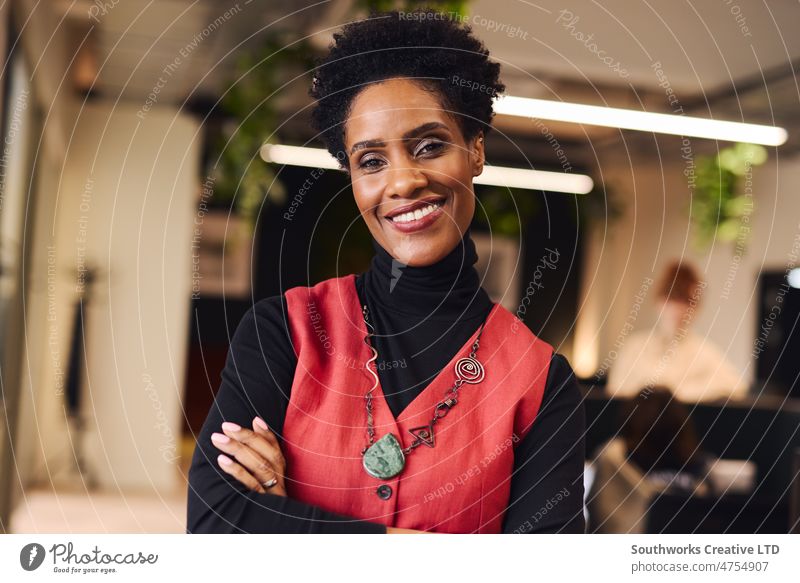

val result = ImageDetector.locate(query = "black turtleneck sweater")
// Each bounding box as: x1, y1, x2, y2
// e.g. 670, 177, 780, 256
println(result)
187, 230, 585, 533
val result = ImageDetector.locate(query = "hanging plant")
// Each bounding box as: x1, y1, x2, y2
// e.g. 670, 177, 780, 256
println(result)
690, 142, 767, 250
472, 181, 619, 239
210, 34, 315, 234
472, 186, 541, 238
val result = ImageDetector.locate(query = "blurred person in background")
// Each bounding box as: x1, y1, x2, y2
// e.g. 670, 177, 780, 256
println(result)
606, 260, 748, 402
587, 387, 712, 533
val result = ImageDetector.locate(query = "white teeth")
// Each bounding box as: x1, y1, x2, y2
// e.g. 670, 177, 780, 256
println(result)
391, 201, 443, 224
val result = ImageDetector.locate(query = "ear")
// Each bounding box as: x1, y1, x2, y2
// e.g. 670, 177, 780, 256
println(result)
471, 132, 485, 177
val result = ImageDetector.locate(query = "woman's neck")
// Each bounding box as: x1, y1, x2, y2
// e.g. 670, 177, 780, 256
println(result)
360, 228, 491, 320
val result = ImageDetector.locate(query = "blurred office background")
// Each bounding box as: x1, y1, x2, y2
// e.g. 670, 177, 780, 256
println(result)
0, 0, 798, 533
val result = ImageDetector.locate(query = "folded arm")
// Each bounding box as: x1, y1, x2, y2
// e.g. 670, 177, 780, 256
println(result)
186, 300, 387, 534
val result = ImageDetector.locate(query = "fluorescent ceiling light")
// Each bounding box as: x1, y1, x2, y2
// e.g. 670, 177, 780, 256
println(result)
494, 95, 788, 147
260, 144, 594, 194
474, 165, 593, 194
788, 268, 800, 289
261, 144, 339, 169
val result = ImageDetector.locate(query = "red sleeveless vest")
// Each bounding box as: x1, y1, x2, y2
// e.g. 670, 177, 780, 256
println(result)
281, 274, 553, 533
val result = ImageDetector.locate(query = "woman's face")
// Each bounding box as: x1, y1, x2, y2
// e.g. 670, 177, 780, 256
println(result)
343, 77, 484, 267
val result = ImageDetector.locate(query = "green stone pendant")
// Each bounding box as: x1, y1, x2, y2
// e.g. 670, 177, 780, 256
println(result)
362, 433, 406, 479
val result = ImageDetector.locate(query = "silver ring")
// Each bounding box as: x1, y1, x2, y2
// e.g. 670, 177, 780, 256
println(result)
261, 477, 278, 489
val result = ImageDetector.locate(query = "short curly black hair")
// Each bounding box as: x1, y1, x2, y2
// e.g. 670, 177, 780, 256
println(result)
309, 9, 505, 168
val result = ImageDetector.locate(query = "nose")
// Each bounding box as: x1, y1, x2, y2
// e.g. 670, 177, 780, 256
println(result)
386, 164, 428, 198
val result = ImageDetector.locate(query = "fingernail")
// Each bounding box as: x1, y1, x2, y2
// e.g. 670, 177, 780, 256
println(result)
254, 416, 270, 432
211, 432, 230, 444
221, 421, 241, 432
218, 454, 233, 466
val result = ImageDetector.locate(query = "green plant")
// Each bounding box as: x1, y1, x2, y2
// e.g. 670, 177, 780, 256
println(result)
211, 34, 315, 233
691, 142, 766, 250
472, 186, 540, 237
472, 182, 618, 238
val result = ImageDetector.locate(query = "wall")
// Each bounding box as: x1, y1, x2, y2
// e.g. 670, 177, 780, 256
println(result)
9, 0, 76, 501
20, 101, 200, 494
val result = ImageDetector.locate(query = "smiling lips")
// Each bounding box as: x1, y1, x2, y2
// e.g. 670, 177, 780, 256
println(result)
384, 198, 446, 233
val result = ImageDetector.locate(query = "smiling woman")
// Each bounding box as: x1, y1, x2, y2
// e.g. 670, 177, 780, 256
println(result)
186, 8, 586, 535
343, 82, 481, 266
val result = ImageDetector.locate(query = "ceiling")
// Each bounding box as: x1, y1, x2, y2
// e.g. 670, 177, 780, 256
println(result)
56, 0, 800, 158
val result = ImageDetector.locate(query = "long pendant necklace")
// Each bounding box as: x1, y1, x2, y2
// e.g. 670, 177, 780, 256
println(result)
359, 301, 489, 480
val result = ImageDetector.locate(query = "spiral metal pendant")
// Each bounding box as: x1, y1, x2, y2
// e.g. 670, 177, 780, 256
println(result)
455, 356, 484, 384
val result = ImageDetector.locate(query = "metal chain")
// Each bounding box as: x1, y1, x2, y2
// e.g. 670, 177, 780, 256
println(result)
360, 302, 488, 456
361, 303, 378, 455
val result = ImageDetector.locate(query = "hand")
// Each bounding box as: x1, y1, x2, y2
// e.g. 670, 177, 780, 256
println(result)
211, 417, 287, 497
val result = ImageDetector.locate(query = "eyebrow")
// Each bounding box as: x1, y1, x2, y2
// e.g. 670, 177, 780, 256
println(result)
348, 121, 450, 156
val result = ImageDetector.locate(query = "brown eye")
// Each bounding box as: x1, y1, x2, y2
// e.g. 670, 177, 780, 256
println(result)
416, 140, 444, 156
359, 156, 384, 171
